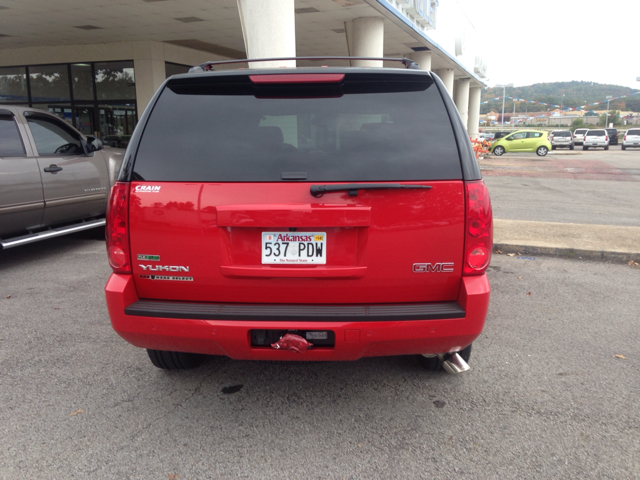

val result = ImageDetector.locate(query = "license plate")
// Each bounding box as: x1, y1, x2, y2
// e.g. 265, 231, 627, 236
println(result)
262, 232, 326, 264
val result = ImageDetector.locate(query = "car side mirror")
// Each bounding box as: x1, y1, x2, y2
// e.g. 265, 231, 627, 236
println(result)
86, 136, 104, 152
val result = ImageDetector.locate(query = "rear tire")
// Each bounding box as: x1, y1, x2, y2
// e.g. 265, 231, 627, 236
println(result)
570, 145, 574, 150
536, 146, 549, 156
604, 145, 609, 150
622, 145, 626, 150
583, 146, 588, 150
551, 145, 556, 150
493, 145, 505, 156
147, 349, 204, 370
418, 344, 472, 371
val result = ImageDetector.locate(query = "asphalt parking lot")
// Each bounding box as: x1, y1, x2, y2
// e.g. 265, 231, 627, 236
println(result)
481, 146, 640, 226
1, 147, 639, 479
1, 230, 639, 478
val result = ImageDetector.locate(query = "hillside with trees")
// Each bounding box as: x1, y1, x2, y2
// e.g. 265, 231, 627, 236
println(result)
481, 81, 640, 114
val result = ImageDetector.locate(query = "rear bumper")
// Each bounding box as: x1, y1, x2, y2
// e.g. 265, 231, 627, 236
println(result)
105, 274, 490, 361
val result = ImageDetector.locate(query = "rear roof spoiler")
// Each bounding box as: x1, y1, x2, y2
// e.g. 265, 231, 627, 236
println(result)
189, 56, 421, 73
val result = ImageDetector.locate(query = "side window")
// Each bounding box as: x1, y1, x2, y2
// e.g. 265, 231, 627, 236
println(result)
511, 132, 527, 140
0, 114, 26, 157
527, 132, 542, 138
26, 116, 83, 155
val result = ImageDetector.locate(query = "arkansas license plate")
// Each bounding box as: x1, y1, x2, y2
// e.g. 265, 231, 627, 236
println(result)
262, 232, 326, 264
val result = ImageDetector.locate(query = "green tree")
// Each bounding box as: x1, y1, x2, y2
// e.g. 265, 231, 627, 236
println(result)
571, 118, 584, 131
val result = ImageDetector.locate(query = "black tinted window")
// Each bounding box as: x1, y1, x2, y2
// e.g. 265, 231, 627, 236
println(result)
133, 73, 462, 182
627, 129, 640, 135
0, 114, 26, 156
553, 131, 571, 137
26, 115, 83, 155
586, 130, 605, 136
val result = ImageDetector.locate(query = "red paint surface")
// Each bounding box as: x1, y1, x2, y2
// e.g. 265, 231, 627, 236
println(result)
127, 181, 465, 304
105, 273, 490, 360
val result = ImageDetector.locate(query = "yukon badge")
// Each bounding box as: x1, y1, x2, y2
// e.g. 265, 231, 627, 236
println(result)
140, 265, 189, 272
413, 262, 454, 273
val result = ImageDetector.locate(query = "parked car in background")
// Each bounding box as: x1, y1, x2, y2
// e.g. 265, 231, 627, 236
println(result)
479, 132, 495, 141
582, 129, 609, 150
492, 131, 511, 141
104, 59, 493, 373
549, 130, 574, 150
622, 128, 640, 150
605, 128, 619, 145
489, 130, 551, 156
573, 128, 588, 146
0, 106, 124, 249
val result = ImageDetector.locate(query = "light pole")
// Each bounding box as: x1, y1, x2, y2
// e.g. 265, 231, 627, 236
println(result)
496, 83, 513, 131
605, 95, 612, 127
561, 94, 565, 110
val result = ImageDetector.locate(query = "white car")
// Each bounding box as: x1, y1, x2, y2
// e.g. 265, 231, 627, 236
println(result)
582, 129, 609, 150
573, 128, 588, 145
621, 128, 640, 150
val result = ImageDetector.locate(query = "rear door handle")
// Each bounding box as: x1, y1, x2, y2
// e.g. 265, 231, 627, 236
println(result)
44, 165, 63, 174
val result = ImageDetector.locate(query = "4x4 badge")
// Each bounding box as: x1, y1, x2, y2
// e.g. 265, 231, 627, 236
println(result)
137, 254, 160, 261
412, 262, 454, 273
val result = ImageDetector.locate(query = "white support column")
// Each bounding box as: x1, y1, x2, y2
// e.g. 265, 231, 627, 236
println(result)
433, 68, 454, 96
345, 17, 384, 67
453, 78, 471, 130
409, 51, 432, 71
237, 0, 295, 68
132, 41, 166, 119
468, 86, 482, 140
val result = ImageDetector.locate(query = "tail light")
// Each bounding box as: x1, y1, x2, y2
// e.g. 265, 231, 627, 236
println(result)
605, 136, 608, 141
463, 180, 493, 276
624, 135, 627, 141
106, 182, 131, 274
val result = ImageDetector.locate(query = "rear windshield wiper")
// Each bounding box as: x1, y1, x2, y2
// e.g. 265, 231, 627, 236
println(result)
310, 183, 432, 198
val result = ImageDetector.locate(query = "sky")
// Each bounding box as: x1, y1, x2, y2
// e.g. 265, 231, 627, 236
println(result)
429, 0, 640, 90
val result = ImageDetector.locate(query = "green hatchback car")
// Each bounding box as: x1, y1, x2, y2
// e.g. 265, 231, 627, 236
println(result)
490, 130, 552, 156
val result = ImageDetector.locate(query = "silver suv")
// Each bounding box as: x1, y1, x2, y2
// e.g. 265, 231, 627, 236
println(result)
0, 106, 124, 249
582, 129, 609, 150
549, 130, 574, 150
573, 128, 588, 146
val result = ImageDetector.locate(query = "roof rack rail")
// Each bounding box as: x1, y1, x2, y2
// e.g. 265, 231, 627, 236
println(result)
188, 56, 420, 73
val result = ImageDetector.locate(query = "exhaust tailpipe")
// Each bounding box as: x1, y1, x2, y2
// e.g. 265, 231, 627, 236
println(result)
438, 353, 471, 374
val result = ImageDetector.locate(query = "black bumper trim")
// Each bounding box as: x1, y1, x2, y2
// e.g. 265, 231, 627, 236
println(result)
124, 300, 465, 322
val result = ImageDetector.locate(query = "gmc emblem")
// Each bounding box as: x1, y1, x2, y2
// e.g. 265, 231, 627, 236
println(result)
412, 262, 454, 273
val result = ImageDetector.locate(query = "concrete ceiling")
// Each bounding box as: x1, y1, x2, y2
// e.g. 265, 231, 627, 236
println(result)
0, 0, 475, 78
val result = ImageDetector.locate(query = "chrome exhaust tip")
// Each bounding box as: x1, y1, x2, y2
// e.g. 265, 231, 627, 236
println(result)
438, 353, 471, 374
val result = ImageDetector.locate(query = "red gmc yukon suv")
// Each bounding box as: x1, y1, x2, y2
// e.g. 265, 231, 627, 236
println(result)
105, 58, 492, 373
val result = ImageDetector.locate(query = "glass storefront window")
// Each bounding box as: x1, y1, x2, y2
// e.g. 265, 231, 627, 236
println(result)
29, 65, 70, 102
71, 64, 94, 101
74, 106, 96, 136
99, 104, 137, 148
95, 61, 135, 101
0, 66, 28, 103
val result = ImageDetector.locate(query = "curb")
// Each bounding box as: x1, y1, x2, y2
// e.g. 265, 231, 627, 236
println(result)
493, 243, 640, 264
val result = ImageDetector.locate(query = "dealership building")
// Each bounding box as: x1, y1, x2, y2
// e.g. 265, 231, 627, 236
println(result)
0, 0, 486, 144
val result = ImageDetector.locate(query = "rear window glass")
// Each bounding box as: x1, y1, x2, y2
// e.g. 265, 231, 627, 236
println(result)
132, 73, 462, 182
627, 129, 640, 135
575, 129, 587, 134
586, 130, 605, 136
553, 131, 571, 137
